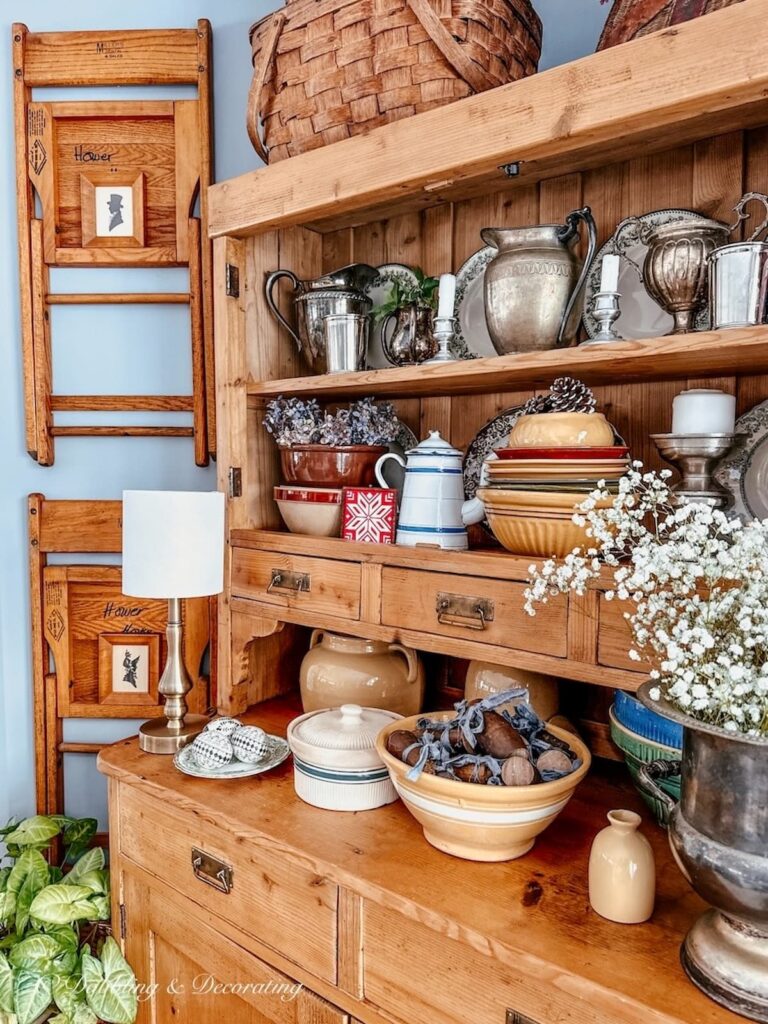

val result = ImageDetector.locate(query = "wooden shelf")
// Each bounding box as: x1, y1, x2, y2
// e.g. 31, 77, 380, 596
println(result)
246, 326, 768, 400
209, 0, 768, 237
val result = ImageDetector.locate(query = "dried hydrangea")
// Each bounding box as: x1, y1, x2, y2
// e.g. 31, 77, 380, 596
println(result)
525, 464, 768, 738
264, 396, 398, 447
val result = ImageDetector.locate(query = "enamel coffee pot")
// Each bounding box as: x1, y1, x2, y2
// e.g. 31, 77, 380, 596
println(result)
375, 432, 484, 550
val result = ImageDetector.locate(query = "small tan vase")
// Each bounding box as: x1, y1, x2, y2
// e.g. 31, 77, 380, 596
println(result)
300, 630, 424, 716
588, 809, 656, 924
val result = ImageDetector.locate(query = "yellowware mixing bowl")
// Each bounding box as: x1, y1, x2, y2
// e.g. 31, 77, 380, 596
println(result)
376, 713, 591, 861
507, 412, 614, 447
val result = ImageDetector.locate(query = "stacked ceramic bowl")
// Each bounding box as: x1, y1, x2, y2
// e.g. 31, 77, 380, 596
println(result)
610, 690, 683, 827
476, 413, 629, 557
273, 484, 343, 537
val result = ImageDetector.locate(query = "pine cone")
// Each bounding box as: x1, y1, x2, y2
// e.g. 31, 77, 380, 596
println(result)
548, 377, 596, 414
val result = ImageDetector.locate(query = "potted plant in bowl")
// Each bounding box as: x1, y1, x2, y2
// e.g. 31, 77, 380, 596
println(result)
0, 813, 137, 1024
524, 466, 768, 1021
373, 268, 439, 365
264, 396, 399, 487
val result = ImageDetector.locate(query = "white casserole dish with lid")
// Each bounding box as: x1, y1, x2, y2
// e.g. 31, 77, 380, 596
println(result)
287, 703, 401, 811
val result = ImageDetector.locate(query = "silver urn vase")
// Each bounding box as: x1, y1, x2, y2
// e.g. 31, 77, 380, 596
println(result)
642, 219, 730, 334
638, 680, 768, 1022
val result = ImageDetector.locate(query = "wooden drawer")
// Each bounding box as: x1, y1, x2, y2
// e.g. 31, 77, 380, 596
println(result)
597, 594, 645, 672
380, 567, 567, 657
364, 902, 586, 1024
118, 786, 338, 983
123, 869, 345, 1024
231, 546, 360, 619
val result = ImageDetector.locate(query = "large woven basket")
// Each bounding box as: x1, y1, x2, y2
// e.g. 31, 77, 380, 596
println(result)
248, 0, 542, 163
598, 0, 743, 49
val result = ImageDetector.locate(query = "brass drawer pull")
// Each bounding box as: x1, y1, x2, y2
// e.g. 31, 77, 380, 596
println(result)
436, 593, 495, 631
191, 847, 234, 895
267, 569, 311, 594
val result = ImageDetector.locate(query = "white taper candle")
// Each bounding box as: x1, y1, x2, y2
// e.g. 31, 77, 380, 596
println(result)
437, 273, 456, 319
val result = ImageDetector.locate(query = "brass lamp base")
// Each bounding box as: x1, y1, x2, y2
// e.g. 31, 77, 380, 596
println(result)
139, 714, 207, 754
139, 596, 207, 755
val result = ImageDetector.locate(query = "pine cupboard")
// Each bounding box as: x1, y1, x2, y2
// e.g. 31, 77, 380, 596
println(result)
100, 5, 768, 1023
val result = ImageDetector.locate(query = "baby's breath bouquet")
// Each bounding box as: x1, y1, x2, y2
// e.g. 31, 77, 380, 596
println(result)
525, 465, 768, 737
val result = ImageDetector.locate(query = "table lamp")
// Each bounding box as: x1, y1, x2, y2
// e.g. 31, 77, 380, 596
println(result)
122, 490, 225, 754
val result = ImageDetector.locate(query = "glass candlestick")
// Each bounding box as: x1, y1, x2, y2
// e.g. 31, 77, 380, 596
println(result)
651, 433, 743, 507
582, 291, 623, 345
424, 316, 459, 364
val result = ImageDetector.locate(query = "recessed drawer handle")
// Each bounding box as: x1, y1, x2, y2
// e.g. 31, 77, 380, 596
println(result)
436, 592, 495, 631
191, 847, 234, 894
506, 1012, 541, 1024
267, 569, 311, 593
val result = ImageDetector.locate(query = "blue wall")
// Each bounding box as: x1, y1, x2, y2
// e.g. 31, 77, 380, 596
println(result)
1, 0, 609, 827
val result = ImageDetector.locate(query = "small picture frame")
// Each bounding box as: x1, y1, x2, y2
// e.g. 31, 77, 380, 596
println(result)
80, 171, 145, 248
98, 633, 160, 706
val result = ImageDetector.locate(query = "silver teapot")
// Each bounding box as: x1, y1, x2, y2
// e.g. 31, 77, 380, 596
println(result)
481, 207, 597, 354
265, 264, 377, 374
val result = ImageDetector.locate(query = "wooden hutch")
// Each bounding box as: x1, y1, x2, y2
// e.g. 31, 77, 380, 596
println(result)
99, 4, 768, 1023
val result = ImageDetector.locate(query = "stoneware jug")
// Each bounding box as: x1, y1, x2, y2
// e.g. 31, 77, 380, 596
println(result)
588, 809, 656, 924
300, 630, 424, 716
375, 431, 485, 549
481, 207, 597, 354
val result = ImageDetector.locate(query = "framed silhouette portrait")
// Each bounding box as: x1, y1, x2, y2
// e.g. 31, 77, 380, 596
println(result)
80, 171, 145, 248
98, 632, 160, 706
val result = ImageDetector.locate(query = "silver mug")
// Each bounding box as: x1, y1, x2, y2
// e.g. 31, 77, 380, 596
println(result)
323, 314, 369, 373
710, 192, 768, 330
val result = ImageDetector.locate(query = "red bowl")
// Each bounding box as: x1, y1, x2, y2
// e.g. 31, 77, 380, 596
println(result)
279, 445, 386, 488
274, 486, 342, 504
493, 446, 629, 460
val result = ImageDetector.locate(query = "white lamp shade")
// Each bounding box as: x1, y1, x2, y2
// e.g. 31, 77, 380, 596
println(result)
122, 490, 225, 598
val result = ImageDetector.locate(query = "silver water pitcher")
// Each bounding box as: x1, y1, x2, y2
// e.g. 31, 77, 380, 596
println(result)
481, 207, 597, 354
710, 192, 768, 330
265, 264, 377, 374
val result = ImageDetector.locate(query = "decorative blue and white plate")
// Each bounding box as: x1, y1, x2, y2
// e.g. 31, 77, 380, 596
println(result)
713, 399, 768, 522
453, 245, 496, 359
174, 734, 290, 780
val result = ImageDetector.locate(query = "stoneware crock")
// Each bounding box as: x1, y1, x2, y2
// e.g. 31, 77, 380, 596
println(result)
464, 662, 559, 720
287, 703, 401, 812
300, 630, 424, 715
507, 412, 615, 448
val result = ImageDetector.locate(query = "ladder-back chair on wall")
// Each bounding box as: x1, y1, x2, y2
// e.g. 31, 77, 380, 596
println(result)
28, 493, 215, 840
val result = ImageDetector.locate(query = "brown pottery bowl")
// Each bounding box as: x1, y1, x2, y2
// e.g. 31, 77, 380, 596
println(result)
280, 444, 386, 487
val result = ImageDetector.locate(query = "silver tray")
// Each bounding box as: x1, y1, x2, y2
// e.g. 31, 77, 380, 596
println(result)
174, 734, 290, 780
713, 399, 768, 521
453, 245, 497, 359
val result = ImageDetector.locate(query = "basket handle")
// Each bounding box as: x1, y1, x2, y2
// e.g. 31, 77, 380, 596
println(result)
247, 11, 286, 164
406, 0, 497, 94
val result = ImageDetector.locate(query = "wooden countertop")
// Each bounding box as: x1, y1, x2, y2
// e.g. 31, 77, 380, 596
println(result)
99, 695, 738, 1024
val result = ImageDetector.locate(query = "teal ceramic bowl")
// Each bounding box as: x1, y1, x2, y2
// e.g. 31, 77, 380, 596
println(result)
609, 706, 681, 827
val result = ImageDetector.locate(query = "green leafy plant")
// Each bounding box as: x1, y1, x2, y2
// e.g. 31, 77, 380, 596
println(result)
372, 267, 439, 322
0, 816, 137, 1024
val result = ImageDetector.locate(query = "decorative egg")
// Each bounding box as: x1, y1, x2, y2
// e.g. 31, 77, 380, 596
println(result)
189, 731, 234, 770
230, 725, 269, 764
204, 716, 242, 736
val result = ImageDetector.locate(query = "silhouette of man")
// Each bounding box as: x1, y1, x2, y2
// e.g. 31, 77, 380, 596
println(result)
108, 193, 124, 232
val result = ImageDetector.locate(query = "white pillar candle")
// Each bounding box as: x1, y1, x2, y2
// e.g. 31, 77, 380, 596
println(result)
671, 389, 736, 435
437, 273, 456, 319
599, 254, 620, 294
